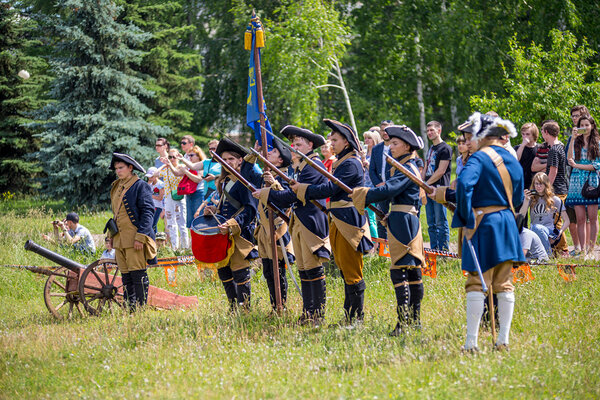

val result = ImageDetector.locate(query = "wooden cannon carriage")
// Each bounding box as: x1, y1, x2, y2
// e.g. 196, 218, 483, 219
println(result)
24, 240, 198, 319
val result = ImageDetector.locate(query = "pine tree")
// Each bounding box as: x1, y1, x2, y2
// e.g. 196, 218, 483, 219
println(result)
120, 0, 203, 139
34, 0, 170, 205
0, 2, 51, 193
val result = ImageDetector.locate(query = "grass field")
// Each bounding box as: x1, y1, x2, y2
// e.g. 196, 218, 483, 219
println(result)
0, 201, 599, 399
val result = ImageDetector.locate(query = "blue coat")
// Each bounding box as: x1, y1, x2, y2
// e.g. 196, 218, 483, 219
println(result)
240, 160, 294, 263
269, 151, 330, 259
451, 145, 526, 272
305, 148, 373, 253
122, 179, 156, 241
365, 156, 422, 266
218, 176, 259, 260
368, 142, 391, 187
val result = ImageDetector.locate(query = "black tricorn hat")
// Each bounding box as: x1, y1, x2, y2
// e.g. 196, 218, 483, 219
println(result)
110, 152, 146, 173
457, 112, 495, 135
215, 137, 248, 158
270, 138, 292, 168
323, 119, 360, 151
384, 125, 424, 151
280, 125, 326, 148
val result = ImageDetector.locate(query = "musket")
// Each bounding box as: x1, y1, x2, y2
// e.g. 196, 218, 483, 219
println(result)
384, 153, 457, 212
209, 150, 290, 225
248, 147, 329, 214
278, 237, 301, 295
262, 127, 386, 220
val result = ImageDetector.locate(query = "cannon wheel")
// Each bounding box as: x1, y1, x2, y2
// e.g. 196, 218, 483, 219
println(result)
43, 267, 84, 320
78, 260, 125, 316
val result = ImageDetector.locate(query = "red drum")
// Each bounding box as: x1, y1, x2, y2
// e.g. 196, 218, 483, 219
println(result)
190, 215, 234, 268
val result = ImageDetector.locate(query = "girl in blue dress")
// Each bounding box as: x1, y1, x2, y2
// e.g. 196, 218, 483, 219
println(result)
566, 115, 600, 255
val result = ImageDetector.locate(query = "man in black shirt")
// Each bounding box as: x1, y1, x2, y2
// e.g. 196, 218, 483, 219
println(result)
422, 120, 452, 251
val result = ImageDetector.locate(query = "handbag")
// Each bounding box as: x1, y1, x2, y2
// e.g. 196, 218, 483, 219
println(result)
581, 171, 600, 199
103, 218, 119, 236
177, 171, 199, 195
171, 189, 184, 201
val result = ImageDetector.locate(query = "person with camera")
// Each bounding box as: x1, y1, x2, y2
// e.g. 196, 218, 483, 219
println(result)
42, 212, 96, 254
519, 172, 570, 257
566, 115, 600, 257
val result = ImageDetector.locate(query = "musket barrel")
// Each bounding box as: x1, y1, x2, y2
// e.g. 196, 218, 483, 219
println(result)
24, 240, 85, 273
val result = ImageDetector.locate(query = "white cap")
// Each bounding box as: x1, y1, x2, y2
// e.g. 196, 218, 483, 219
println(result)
145, 167, 158, 178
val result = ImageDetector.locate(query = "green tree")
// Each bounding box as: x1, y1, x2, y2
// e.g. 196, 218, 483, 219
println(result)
470, 29, 600, 135
259, 0, 350, 132
0, 1, 51, 193
34, 0, 170, 205
120, 0, 203, 139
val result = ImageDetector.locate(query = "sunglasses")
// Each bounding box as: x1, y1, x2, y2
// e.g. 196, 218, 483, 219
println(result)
155, 144, 164, 147
168, 156, 176, 159
181, 141, 188, 145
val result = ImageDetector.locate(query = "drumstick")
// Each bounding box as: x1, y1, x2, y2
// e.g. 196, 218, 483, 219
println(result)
192, 226, 223, 233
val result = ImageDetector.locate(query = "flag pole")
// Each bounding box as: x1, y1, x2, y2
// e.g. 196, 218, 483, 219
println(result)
251, 10, 283, 312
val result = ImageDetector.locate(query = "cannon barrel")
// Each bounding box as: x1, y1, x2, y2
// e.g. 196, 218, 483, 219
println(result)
24, 240, 85, 273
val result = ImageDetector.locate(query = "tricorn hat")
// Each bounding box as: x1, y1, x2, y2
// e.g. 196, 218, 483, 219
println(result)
384, 125, 423, 151
280, 125, 326, 148
457, 112, 517, 142
323, 119, 361, 151
110, 152, 146, 173
270, 138, 292, 168
215, 137, 248, 158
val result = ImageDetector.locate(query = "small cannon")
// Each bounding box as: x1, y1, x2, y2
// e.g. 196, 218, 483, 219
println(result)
24, 240, 198, 320
25, 240, 124, 318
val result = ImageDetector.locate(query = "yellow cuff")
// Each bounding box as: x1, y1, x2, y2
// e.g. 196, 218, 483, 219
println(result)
259, 187, 271, 207
350, 187, 370, 215
226, 218, 241, 236
435, 186, 447, 204
296, 183, 310, 205
244, 154, 257, 164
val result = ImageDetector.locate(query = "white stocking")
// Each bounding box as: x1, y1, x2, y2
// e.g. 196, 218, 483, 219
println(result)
465, 291, 485, 349
496, 291, 515, 346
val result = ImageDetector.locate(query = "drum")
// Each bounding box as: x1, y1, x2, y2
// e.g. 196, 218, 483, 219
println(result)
190, 215, 234, 267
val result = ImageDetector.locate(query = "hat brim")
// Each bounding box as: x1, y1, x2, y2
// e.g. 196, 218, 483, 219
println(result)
111, 153, 146, 173
270, 138, 292, 168
384, 125, 423, 151
280, 125, 326, 148
215, 138, 248, 158
323, 119, 360, 151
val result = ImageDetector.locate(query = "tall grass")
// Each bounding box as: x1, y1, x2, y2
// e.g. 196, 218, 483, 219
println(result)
0, 205, 598, 399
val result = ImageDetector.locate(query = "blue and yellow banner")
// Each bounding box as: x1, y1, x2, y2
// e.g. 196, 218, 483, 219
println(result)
245, 17, 272, 148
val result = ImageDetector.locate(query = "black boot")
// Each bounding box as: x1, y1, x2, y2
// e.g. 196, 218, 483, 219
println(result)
217, 267, 237, 311
130, 269, 149, 308
263, 259, 288, 310
278, 259, 288, 306
298, 270, 312, 324
390, 268, 410, 336
262, 258, 277, 309
348, 280, 366, 323
408, 268, 424, 329
233, 268, 252, 309
307, 266, 326, 323
121, 272, 136, 309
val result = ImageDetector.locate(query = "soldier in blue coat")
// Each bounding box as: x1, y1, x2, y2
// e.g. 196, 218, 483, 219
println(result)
351, 126, 425, 335
109, 153, 157, 309
241, 139, 294, 311
292, 120, 374, 325
448, 112, 526, 351
207, 138, 259, 310
254, 126, 331, 324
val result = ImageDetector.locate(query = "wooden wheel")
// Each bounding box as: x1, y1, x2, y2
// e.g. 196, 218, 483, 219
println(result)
43, 267, 84, 320
78, 260, 125, 316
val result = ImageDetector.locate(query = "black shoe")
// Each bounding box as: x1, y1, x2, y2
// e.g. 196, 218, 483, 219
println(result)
389, 323, 405, 337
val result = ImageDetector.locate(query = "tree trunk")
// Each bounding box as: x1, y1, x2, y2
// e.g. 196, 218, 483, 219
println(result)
415, 33, 427, 154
